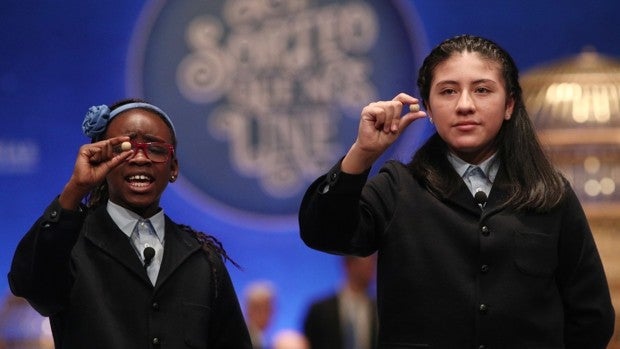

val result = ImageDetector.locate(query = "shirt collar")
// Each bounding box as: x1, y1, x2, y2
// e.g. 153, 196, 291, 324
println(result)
447, 152, 500, 183
106, 200, 165, 242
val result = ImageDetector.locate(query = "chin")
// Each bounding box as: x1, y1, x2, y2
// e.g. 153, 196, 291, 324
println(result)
449, 142, 480, 153
126, 198, 158, 210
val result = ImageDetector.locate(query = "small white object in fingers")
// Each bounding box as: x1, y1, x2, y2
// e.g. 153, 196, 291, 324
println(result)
121, 141, 132, 151
409, 104, 420, 113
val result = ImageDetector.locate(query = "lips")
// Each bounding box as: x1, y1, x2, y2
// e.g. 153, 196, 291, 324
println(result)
455, 120, 478, 126
454, 121, 479, 131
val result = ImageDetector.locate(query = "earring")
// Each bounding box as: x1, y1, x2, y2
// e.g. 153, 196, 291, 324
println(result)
170, 175, 176, 182
429, 117, 434, 124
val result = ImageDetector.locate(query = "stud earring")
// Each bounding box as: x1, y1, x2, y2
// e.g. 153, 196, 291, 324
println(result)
170, 175, 176, 182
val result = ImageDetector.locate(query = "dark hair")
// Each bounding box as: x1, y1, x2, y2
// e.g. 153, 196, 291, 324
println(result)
410, 35, 565, 212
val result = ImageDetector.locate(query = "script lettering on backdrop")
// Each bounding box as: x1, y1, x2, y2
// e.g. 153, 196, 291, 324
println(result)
128, 0, 426, 230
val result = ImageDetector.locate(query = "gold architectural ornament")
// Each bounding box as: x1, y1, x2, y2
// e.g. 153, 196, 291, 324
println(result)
521, 47, 620, 218
521, 48, 620, 349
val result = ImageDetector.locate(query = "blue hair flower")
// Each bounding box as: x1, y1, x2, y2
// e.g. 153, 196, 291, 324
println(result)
82, 105, 111, 139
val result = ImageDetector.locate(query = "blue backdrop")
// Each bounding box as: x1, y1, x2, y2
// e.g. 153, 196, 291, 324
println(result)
2, 0, 620, 341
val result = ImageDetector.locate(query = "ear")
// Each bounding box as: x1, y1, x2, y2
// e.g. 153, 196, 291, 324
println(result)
425, 103, 434, 124
169, 158, 179, 183
504, 97, 515, 120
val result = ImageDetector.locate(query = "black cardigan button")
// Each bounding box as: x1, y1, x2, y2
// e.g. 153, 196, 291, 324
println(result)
481, 226, 490, 236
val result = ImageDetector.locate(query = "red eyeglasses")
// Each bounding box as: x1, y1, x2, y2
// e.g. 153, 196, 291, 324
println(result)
115, 141, 175, 163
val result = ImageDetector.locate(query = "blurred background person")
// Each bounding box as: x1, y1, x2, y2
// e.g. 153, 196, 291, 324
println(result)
0, 294, 53, 349
303, 255, 378, 349
271, 329, 309, 349
244, 281, 276, 349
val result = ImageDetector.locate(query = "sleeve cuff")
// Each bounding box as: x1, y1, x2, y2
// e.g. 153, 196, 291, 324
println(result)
40, 196, 86, 227
319, 159, 370, 194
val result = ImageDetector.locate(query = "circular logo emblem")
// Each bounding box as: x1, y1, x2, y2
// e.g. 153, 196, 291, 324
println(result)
128, 0, 427, 231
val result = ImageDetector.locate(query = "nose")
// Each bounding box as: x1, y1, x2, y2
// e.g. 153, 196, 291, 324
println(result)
456, 91, 475, 114
128, 146, 151, 163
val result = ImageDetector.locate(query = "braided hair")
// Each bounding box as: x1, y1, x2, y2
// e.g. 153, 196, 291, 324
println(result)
179, 225, 241, 298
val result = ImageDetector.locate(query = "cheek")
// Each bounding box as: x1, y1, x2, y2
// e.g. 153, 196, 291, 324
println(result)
104, 175, 123, 199
483, 118, 507, 140
426, 102, 454, 122
106, 168, 124, 185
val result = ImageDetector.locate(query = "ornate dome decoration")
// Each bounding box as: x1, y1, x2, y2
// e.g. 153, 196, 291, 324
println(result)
521, 48, 620, 218
522, 50, 620, 348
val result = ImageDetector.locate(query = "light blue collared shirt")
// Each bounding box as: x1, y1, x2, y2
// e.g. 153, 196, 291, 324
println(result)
107, 200, 165, 284
106, 200, 165, 244
447, 152, 499, 196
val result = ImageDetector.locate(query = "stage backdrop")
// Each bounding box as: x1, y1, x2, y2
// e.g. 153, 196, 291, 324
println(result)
1, 0, 620, 341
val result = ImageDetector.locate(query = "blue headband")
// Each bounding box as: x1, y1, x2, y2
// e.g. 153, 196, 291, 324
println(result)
82, 102, 176, 139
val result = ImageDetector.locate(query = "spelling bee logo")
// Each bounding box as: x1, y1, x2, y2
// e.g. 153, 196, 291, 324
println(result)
128, 0, 427, 230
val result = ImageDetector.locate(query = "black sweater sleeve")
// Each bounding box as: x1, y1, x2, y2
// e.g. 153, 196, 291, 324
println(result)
8, 197, 85, 316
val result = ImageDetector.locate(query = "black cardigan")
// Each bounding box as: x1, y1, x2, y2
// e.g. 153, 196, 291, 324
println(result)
9, 199, 252, 349
299, 159, 614, 348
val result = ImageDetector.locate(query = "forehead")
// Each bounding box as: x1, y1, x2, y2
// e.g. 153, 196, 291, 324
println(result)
106, 109, 173, 140
433, 51, 503, 82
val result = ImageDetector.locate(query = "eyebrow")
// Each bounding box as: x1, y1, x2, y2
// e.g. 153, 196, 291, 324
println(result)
435, 78, 499, 86
126, 132, 169, 143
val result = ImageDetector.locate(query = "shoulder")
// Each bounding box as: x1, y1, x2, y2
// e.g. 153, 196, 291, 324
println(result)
375, 160, 412, 178
169, 219, 238, 267
370, 160, 418, 188
554, 177, 583, 210
164, 217, 201, 244
305, 294, 339, 319
381, 159, 408, 171
310, 293, 339, 307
